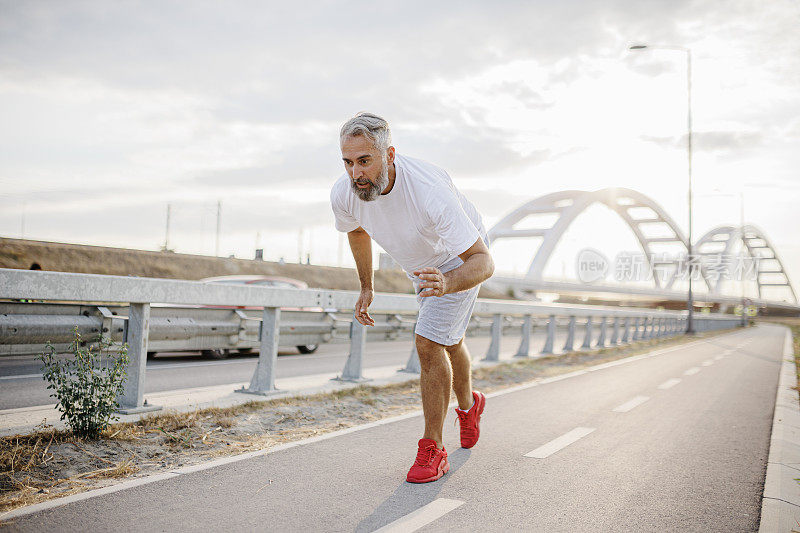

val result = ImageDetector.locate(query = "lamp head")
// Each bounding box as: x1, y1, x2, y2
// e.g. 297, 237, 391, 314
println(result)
629, 45, 648, 50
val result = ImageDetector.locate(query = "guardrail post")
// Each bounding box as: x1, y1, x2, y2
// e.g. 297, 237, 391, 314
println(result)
401, 322, 421, 373
515, 315, 532, 358
483, 313, 503, 361
563, 316, 576, 352
632, 317, 642, 341
581, 317, 593, 349
117, 303, 161, 414
597, 316, 607, 347
240, 307, 282, 395
610, 317, 620, 345
541, 315, 556, 355
621, 317, 630, 343
336, 318, 369, 382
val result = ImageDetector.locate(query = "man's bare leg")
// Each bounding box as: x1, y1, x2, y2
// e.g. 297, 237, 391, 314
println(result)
416, 334, 452, 448
445, 338, 473, 411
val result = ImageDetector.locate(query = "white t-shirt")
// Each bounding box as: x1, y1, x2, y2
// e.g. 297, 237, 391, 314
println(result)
330, 154, 486, 275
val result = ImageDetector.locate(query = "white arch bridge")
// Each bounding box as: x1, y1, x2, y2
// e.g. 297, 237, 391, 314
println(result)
486, 188, 798, 313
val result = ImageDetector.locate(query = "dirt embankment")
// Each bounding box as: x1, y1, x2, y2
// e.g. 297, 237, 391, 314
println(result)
0, 237, 509, 298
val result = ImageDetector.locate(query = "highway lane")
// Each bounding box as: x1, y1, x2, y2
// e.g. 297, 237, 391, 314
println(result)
3, 325, 781, 531
0, 327, 599, 410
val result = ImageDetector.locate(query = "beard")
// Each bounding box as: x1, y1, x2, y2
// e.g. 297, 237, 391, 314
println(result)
351, 157, 389, 202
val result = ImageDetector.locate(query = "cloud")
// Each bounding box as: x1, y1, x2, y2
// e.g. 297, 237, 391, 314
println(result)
401, 127, 551, 177
190, 141, 342, 189
1, 0, 799, 287
459, 188, 534, 217
641, 130, 764, 153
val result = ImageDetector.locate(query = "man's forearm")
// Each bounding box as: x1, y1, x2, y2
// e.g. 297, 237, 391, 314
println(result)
443, 252, 494, 294
347, 230, 374, 290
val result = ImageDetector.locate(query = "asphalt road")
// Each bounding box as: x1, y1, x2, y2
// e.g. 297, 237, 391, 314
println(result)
0, 328, 595, 410
2, 324, 783, 532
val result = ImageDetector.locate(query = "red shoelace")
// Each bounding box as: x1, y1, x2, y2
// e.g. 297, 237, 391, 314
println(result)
414, 443, 437, 466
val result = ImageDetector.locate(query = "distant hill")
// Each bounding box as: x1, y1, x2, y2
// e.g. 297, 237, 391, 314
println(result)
0, 237, 511, 299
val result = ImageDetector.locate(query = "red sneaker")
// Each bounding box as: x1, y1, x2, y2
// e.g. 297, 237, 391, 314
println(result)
455, 391, 486, 449
406, 438, 450, 483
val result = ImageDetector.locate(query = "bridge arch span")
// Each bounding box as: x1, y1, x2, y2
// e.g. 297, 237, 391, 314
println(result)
695, 224, 797, 303
487, 187, 709, 290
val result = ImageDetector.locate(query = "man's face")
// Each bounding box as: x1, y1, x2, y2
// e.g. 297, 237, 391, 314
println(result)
341, 135, 389, 202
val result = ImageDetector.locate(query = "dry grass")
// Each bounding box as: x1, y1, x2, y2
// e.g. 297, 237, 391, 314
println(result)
1, 326, 737, 518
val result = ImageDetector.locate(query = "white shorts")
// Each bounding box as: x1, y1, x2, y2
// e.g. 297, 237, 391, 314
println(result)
411, 256, 480, 346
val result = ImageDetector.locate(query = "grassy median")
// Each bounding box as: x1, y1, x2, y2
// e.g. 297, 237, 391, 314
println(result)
1, 326, 743, 517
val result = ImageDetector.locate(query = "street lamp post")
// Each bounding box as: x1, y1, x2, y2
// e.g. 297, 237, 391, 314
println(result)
630, 44, 695, 334
739, 191, 747, 327
696, 189, 749, 326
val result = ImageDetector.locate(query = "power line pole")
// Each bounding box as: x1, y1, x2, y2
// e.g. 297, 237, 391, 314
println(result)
297, 228, 304, 264
163, 203, 171, 251
215, 200, 221, 257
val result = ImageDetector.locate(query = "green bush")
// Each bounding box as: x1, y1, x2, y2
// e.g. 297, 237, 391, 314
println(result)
37, 329, 129, 439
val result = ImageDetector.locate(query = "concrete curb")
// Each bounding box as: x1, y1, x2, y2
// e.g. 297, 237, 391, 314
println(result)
759, 327, 800, 532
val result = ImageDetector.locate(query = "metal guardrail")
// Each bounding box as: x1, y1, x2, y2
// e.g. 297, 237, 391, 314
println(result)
0, 303, 361, 356
0, 268, 741, 414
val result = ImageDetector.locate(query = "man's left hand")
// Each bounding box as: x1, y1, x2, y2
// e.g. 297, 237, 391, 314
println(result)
413, 267, 447, 297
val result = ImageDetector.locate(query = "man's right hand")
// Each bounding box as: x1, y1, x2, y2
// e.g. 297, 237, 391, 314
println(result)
354, 288, 375, 326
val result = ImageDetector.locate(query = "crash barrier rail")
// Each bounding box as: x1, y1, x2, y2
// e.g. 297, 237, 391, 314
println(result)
0, 268, 741, 413
0, 304, 700, 357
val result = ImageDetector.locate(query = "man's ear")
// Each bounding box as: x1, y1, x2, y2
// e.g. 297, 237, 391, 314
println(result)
386, 146, 395, 164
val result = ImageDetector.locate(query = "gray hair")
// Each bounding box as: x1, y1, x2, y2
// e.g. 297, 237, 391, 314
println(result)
340, 112, 392, 153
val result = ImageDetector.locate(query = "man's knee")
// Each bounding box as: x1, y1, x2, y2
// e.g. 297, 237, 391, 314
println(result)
415, 335, 447, 364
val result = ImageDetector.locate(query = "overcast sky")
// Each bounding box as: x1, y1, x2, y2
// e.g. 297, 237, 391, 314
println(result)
1, 0, 798, 302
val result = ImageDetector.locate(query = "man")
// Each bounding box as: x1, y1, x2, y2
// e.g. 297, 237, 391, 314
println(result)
330, 112, 494, 483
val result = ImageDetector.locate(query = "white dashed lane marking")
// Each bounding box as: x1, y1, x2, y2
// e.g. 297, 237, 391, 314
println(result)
524, 427, 596, 459
612, 396, 650, 413
701, 360, 714, 367
658, 378, 682, 390
0, 374, 42, 381
714, 355, 724, 361
373, 498, 465, 533
684, 367, 701, 376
